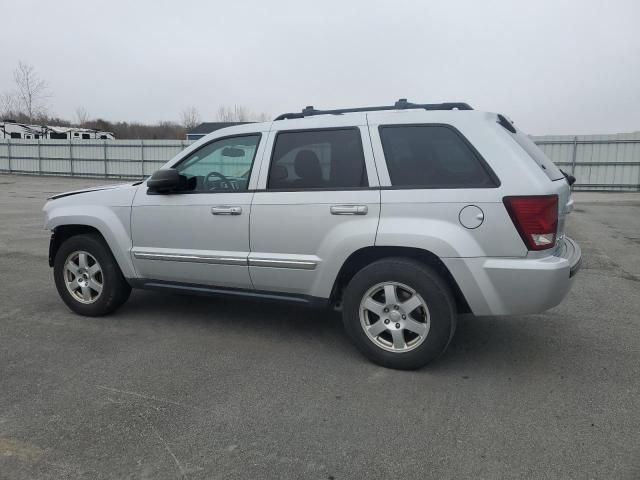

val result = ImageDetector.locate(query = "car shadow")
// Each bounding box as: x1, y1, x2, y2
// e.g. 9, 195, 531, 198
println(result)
119, 289, 553, 373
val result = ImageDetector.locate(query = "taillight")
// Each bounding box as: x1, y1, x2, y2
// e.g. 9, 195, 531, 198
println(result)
503, 195, 558, 251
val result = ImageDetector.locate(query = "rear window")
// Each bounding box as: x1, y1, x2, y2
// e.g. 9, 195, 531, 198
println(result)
379, 125, 498, 188
510, 130, 564, 181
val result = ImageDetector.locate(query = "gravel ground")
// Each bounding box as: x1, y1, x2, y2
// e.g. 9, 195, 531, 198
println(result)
0, 174, 638, 479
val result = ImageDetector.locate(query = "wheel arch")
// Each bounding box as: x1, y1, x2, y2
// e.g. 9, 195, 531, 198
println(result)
47, 216, 135, 279
331, 246, 471, 313
49, 224, 103, 267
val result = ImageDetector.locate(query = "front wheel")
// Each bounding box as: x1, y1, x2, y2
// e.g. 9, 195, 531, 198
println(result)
53, 234, 131, 316
342, 258, 457, 370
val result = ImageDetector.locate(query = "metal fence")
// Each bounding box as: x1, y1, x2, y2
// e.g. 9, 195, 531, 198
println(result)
534, 132, 640, 191
1, 133, 639, 190
0, 139, 191, 179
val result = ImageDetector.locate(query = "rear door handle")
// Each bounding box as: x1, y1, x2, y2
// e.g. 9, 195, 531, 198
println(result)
211, 205, 242, 215
330, 205, 368, 215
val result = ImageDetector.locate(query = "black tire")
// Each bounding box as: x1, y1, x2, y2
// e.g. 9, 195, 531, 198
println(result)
53, 233, 131, 316
342, 257, 456, 370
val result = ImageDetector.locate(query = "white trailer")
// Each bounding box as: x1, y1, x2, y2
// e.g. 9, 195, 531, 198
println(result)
0, 121, 114, 140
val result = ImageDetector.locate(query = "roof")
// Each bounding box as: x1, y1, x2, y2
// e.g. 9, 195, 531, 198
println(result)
187, 122, 253, 135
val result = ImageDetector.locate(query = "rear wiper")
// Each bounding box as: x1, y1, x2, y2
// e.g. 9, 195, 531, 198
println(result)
559, 169, 576, 186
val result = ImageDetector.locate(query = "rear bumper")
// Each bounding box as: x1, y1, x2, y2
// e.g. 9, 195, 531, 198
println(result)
443, 236, 582, 316
558, 236, 582, 278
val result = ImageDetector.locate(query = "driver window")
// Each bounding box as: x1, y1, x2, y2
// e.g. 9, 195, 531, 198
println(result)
175, 134, 260, 192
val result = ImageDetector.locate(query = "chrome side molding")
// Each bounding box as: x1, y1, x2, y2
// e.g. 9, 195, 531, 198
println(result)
248, 258, 317, 270
133, 251, 246, 266
133, 251, 318, 270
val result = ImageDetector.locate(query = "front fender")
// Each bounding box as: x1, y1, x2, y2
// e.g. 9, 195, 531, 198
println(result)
43, 200, 136, 279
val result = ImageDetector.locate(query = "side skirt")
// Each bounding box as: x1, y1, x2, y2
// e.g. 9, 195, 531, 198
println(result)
126, 278, 331, 309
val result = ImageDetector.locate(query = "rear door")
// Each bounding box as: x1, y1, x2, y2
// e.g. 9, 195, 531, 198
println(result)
249, 115, 380, 299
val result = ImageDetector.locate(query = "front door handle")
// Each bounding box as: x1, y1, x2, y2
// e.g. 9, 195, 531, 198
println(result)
330, 205, 368, 215
211, 205, 242, 215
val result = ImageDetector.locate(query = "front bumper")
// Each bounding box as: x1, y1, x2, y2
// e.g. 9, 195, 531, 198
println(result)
443, 236, 582, 316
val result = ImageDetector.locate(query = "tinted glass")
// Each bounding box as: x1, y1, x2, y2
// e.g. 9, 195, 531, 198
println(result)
176, 135, 260, 192
268, 129, 367, 189
380, 125, 496, 188
511, 130, 564, 181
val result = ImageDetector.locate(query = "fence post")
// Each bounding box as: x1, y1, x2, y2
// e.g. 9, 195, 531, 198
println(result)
37, 138, 42, 174
7, 138, 11, 173
140, 139, 145, 177
103, 140, 108, 178
570, 136, 578, 175
69, 138, 74, 176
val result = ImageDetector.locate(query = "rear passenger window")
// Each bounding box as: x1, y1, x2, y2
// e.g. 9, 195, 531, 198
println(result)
379, 125, 497, 188
268, 128, 367, 190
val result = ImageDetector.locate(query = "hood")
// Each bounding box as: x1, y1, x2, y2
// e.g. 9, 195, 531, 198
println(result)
47, 181, 143, 200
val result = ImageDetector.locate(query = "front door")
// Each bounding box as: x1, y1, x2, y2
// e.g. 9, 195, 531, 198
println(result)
131, 132, 265, 289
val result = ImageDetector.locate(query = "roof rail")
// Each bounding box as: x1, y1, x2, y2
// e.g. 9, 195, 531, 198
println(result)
274, 99, 473, 120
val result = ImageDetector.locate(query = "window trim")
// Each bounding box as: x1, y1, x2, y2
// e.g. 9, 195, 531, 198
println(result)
160, 132, 263, 195
266, 126, 370, 192
378, 123, 501, 189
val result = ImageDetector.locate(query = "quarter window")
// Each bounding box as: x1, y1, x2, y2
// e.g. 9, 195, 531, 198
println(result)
268, 129, 367, 190
175, 134, 260, 192
379, 125, 497, 188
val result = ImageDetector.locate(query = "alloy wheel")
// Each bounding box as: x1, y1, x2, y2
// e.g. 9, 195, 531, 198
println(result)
63, 251, 104, 304
359, 281, 430, 352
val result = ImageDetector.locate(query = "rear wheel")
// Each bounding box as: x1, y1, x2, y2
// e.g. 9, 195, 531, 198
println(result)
342, 258, 456, 370
53, 234, 131, 316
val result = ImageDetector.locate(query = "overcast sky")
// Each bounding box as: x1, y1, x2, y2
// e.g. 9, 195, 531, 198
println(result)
2, 0, 639, 135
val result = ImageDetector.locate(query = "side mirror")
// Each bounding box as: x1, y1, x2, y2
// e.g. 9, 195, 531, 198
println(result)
147, 169, 186, 193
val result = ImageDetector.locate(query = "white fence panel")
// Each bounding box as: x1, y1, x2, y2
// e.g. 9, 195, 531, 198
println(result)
0, 139, 192, 180
535, 132, 640, 191
0, 134, 639, 191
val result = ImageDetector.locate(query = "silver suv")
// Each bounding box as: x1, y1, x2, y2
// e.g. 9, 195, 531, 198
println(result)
43, 100, 581, 369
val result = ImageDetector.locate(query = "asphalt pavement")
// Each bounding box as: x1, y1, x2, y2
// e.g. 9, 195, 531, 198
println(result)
0, 174, 638, 479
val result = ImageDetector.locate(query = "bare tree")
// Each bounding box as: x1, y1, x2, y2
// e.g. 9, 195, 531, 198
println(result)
0, 92, 20, 119
180, 106, 201, 130
75, 106, 90, 126
217, 104, 269, 122
216, 105, 235, 122
234, 105, 249, 121
13, 62, 50, 122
